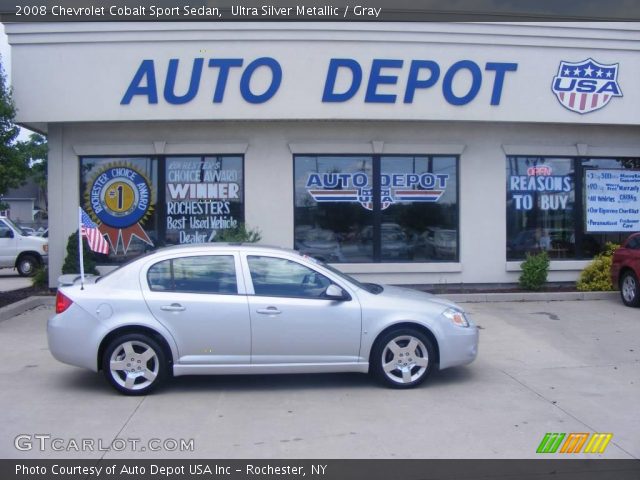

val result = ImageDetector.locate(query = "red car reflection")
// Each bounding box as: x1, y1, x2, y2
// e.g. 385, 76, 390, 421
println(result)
611, 233, 640, 307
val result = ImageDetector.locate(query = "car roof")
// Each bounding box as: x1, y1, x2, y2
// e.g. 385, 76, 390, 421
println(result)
149, 242, 299, 256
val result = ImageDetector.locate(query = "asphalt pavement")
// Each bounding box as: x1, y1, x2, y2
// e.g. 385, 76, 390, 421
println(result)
0, 269, 31, 292
1, 298, 638, 459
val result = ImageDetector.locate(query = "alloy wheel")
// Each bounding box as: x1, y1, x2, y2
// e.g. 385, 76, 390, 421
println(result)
109, 340, 160, 392
621, 275, 638, 303
381, 335, 429, 385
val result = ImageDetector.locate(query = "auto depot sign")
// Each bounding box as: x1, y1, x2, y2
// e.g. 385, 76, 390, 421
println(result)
121, 57, 518, 107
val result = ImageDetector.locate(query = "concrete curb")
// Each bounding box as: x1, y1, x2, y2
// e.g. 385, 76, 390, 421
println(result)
0, 296, 55, 322
437, 291, 620, 303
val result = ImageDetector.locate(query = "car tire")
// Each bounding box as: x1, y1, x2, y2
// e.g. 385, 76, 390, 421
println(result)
371, 327, 435, 389
16, 254, 39, 277
620, 271, 640, 308
102, 333, 167, 395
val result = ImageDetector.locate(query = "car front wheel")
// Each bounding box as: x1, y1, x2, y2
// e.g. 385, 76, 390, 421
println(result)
17, 254, 39, 277
620, 271, 640, 308
371, 328, 435, 388
102, 333, 167, 395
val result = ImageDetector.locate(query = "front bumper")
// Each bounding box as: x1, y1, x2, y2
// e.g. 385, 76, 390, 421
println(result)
438, 323, 479, 370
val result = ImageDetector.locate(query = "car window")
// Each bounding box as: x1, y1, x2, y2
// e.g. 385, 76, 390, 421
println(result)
626, 236, 640, 250
247, 255, 332, 298
0, 222, 12, 239
1, 217, 25, 236
147, 255, 238, 294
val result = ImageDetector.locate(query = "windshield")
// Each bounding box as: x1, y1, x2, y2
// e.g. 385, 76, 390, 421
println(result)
304, 255, 383, 294
1, 217, 27, 236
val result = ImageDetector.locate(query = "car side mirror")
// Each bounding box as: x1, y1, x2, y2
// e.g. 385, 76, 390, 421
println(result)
3, 230, 13, 239
325, 284, 349, 301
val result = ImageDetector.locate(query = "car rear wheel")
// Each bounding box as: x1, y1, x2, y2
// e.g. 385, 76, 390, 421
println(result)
371, 328, 435, 388
102, 333, 167, 395
620, 271, 640, 307
17, 254, 39, 277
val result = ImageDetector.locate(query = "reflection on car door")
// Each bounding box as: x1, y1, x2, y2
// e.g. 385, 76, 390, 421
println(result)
142, 253, 251, 365
243, 255, 362, 365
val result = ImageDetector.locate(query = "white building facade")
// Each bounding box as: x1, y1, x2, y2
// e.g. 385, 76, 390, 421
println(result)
6, 22, 640, 286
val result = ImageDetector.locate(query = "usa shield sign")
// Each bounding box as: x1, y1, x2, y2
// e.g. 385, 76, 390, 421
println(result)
551, 58, 622, 114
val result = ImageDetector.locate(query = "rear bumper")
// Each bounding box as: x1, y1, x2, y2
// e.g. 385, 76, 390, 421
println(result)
47, 305, 106, 372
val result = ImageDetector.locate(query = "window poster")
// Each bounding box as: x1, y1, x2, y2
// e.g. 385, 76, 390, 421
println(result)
585, 169, 640, 232
165, 156, 244, 244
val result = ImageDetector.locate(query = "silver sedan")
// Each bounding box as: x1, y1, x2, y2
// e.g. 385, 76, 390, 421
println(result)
48, 244, 478, 395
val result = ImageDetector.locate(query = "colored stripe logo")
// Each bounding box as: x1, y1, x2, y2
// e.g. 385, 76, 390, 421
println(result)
584, 433, 613, 454
536, 433, 613, 454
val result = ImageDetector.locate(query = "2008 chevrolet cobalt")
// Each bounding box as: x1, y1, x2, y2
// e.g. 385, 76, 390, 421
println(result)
48, 244, 478, 395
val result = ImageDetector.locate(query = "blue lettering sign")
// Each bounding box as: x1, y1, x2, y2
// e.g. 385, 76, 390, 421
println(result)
322, 58, 518, 106
485, 62, 518, 105
365, 59, 403, 103
322, 58, 363, 102
404, 60, 440, 103
122, 57, 518, 107
208, 58, 244, 103
121, 60, 158, 104
442, 60, 482, 106
122, 57, 282, 106
239, 57, 282, 104
164, 58, 203, 105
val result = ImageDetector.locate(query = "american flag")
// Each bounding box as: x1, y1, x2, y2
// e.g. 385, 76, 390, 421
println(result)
80, 208, 109, 254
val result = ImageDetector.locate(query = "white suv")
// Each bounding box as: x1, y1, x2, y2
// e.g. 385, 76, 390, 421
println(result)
0, 216, 48, 276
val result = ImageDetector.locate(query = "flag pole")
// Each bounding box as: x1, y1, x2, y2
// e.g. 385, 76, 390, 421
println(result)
78, 206, 85, 290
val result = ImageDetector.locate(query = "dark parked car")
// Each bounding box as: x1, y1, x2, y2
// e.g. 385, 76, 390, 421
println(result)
611, 233, 640, 307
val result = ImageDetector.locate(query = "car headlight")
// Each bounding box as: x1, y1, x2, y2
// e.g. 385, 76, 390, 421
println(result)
443, 308, 469, 327
42, 244, 48, 253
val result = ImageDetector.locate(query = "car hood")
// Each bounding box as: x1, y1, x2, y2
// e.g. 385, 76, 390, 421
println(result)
375, 284, 461, 311
17, 234, 47, 246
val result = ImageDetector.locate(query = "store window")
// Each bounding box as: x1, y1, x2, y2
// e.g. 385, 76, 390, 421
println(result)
381, 156, 458, 262
294, 155, 459, 263
506, 157, 575, 260
506, 156, 640, 260
80, 155, 244, 264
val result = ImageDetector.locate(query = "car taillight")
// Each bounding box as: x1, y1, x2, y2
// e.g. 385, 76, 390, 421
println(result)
55, 291, 73, 314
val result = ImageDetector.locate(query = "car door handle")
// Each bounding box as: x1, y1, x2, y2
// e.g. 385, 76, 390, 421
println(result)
160, 303, 186, 312
256, 307, 281, 315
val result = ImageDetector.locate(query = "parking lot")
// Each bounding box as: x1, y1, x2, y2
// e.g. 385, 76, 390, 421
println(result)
0, 269, 31, 293
0, 298, 638, 459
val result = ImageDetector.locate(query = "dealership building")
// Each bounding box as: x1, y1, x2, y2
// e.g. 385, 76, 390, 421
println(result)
5, 22, 640, 286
